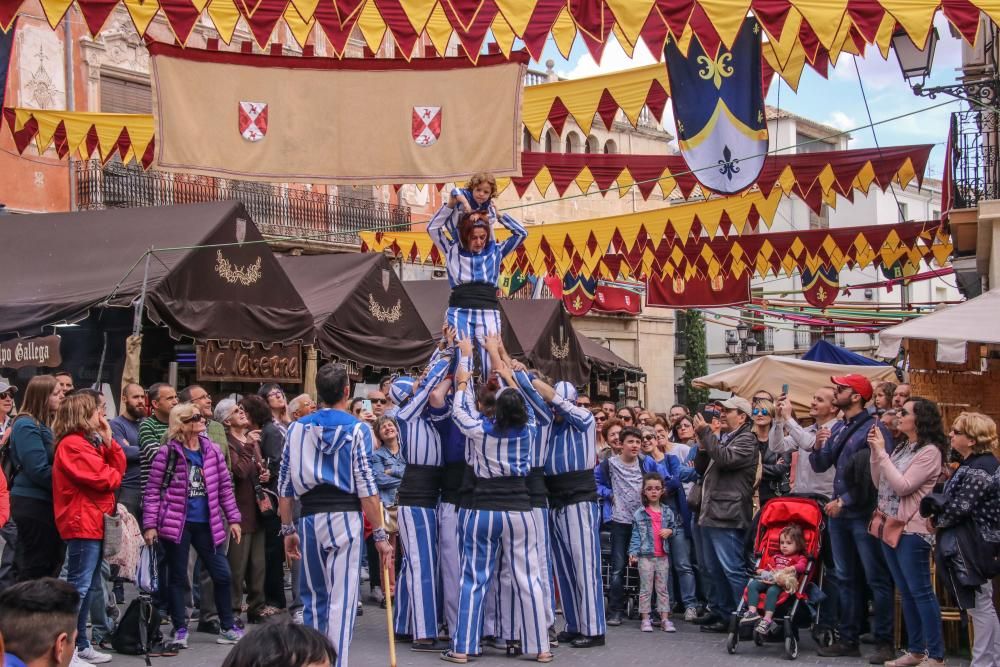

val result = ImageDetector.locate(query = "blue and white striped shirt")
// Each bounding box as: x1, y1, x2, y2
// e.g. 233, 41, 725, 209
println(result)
396, 348, 452, 467
513, 369, 552, 468
452, 384, 536, 479
277, 408, 378, 499
545, 397, 597, 475
427, 204, 527, 289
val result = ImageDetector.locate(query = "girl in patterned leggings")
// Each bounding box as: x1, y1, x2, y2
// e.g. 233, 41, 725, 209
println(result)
629, 472, 677, 633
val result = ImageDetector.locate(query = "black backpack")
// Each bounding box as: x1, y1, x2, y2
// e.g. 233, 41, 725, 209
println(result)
111, 595, 162, 665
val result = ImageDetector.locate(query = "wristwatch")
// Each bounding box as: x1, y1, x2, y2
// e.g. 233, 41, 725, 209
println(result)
279, 523, 297, 537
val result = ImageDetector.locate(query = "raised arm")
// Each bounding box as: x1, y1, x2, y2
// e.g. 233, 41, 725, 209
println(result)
398, 347, 453, 422
496, 211, 527, 258
427, 203, 457, 255
551, 395, 594, 432
513, 369, 552, 426
452, 345, 485, 441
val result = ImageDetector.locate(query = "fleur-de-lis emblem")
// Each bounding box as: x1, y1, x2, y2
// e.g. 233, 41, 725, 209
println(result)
717, 145, 742, 181
697, 52, 734, 89
817, 286, 827, 302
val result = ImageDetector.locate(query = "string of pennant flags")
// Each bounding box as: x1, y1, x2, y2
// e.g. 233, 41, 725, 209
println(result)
0, 0, 991, 91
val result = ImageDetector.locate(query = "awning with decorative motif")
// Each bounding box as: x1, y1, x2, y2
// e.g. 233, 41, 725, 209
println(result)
0, 1, 988, 90
364, 213, 951, 282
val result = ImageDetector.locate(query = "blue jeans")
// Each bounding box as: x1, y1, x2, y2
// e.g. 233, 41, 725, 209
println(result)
88, 560, 115, 644
690, 522, 715, 614
699, 526, 747, 617
161, 522, 234, 632
827, 516, 893, 645
608, 521, 632, 614
882, 535, 944, 660
66, 539, 104, 650
668, 526, 698, 608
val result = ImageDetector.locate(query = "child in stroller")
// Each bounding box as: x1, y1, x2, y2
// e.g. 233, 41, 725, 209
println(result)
726, 496, 824, 660
740, 524, 807, 635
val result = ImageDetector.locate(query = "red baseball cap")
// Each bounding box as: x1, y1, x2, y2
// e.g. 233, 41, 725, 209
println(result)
830, 374, 873, 401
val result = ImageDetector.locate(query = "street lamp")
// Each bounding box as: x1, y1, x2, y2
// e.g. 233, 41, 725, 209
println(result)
892, 27, 999, 108
725, 323, 758, 364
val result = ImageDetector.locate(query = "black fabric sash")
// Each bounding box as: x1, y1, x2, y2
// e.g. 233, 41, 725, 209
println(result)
545, 469, 599, 510
300, 484, 361, 516
397, 464, 443, 508
449, 282, 500, 309
528, 467, 548, 509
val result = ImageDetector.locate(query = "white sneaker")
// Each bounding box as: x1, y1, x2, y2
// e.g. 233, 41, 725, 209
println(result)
360, 566, 370, 582
75, 646, 113, 664
684, 607, 699, 622
69, 654, 90, 667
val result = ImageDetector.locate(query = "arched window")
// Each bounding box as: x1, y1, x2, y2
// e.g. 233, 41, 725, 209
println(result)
522, 128, 533, 152
544, 129, 556, 153
585, 135, 599, 153
603, 139, 618, 154
564, 132, 580, 154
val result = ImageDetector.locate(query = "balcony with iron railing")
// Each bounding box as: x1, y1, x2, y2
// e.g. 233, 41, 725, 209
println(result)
949, 108, 1000, 210
75, 160, 411, 246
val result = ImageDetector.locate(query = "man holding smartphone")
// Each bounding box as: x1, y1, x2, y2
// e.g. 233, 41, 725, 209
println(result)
769, 386, 839, 497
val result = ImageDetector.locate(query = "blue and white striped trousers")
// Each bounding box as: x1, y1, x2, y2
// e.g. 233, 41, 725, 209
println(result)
550, 501, 606, 637
438, 502, 461, 636
453, 508, 550, 656
484, 507, 555, 641
393, 506, 440, 640
446, 307, 502, 376
299, 512, 363, 667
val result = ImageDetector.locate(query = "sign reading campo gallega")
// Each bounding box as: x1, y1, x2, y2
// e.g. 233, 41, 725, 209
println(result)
0, 336, 62, 369
196, 340, 302, 384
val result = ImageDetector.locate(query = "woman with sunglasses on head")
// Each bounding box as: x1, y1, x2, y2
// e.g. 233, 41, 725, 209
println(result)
143, 402, 243, 651
217, 399, 275, 625
926, 412, 1000, 667
258, 384, 291, 437
868, 398, 947, 667
752, 399, 791, 507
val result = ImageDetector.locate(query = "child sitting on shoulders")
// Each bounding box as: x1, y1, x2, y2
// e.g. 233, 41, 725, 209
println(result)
628, 471, 677, 633
741, 524, 808, 635
449, 172, 497, 215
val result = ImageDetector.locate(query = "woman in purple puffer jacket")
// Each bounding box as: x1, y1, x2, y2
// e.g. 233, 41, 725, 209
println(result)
143, 402, 243, 651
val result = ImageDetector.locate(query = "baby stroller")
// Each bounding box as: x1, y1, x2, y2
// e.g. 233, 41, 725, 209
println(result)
726, 496, 824, 660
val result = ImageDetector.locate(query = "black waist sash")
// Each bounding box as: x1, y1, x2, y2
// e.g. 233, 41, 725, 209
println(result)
468, 475, 532, 512
545, 470, 599, 510
528, 467, 548, 509
440, 462, 466, 506
397, 464, 443, 508
300, 485, 361, 516
449, 282, 500, 310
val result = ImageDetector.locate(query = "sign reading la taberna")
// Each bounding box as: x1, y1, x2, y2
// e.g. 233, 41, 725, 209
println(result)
196, 340, 302, 384
0, 335, 62, 369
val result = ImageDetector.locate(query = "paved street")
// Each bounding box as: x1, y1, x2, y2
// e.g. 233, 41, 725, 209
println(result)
110, 599, 974, 667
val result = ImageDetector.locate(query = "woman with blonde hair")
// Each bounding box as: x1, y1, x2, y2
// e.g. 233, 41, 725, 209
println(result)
927, 412, 1000, 667
8, 374, 64, 581
143, 402, 242, 651
52, 392, 125, 663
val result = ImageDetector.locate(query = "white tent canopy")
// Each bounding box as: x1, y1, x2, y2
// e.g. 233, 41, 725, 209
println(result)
694, 355, 897, 414
876, 289, 1000, 364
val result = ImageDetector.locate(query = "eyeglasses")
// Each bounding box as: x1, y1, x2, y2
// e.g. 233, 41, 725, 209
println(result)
642, 434, 656, 440
371, 398, 388, 405
267, 390, 285, 399
0, 392, 12, 399
182, 414, 205, 424
617, 414, 633, 421
949, 429, 966, 437
898, 409, 910, 417
752, 408, 770, 416
595, 414, 607, 422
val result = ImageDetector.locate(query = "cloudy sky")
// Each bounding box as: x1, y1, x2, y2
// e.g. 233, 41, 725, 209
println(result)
524, 15, 964, 179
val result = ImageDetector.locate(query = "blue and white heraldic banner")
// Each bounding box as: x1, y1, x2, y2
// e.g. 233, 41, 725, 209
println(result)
664, 19, 768, 195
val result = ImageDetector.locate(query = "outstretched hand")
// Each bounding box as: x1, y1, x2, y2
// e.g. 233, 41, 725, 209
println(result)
457, 338, 474, 358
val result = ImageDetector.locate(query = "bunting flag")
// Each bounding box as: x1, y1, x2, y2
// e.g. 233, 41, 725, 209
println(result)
150, 43, 525, 183
0, 0, 989, 90
801, 265, 840, 309
647, 272, 752, 308
562, 274, 597, 316
0, 18, 13, 110
665, 18, 768, 194
594, 282, 641, 314
496, 145, 930, 208
2, 107, 156, 166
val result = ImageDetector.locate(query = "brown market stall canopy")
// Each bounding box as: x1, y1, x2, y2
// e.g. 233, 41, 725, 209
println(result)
0, 201, 314, 343
575, 333, 643, 379
276, 253, 436, 371
404, 279, 606, 385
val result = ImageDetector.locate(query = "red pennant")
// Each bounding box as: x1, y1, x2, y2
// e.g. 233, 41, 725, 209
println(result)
647, 273, 751, 308
593, 284, 641, 314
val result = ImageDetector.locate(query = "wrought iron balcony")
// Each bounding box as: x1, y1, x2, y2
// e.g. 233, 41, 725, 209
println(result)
949, 109, 1000, 210
75, 160, 411, 245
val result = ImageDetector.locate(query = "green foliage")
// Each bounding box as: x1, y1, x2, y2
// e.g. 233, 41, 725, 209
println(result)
682, 309, 710, 412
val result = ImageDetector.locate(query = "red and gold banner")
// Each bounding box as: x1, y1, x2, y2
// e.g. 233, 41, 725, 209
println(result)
594, 283, 641, 314
2, 107, 156, 166
150, 43, 525, 183
0, 0, 987, 91
647, 273, 752, 308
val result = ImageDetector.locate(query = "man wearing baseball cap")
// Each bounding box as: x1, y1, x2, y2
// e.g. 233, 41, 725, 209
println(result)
810, 374, 895, 663
689, 395, 758, 632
